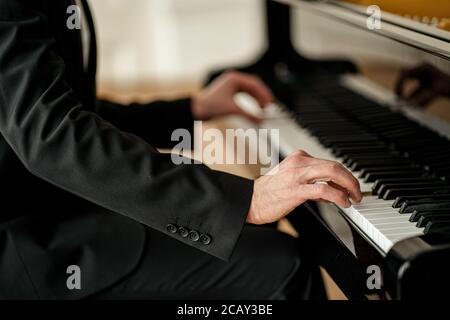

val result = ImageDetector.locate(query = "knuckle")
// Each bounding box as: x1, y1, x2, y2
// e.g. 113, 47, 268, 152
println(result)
224, 71, 238, 80
253, 77, 265, 87
339, 192, 348, 203
242, 73, 260, 83
292, 149, 308, 159
327, 161, 342, 173
352, 176, 360, 187
314, 184, 327, 194
286, 152, 299, 162
333, 161, 344, 170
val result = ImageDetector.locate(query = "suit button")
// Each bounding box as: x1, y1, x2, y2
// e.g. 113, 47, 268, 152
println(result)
188, 230, 200, 242
166, 224, 177, 234
178, 226, 189, 238
200, 234, 212, 245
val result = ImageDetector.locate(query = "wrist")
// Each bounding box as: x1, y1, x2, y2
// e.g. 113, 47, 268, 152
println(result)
191, 92, 210, 120
246, 181, 262, 225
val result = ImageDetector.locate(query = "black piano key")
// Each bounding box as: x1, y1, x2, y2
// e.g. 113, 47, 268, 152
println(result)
365, 170, 426, 183
426, 162, 450, 172
344, 155, 402, 167
394, 138, 443, 148
407, 150, 449, 161
330, 141, 386, 149
405, 144, 450, 156
386, 131, 437, 141
409, 209, 450, 222
321, 135, 379, 144
417, 213, 450, 228
376, 181, 445, 197
399, 201, 450, 214
416, 153, 450, 163
333, 146, 389, 157
435, 167, 450, 176
424, 220, 450, 235
360, 166, 419, 177
351, 159, 410, 171
409, 210, 449, 222
343, 153, 391, 165
373, 177, 442, 193
383, 187, 450, 200
393, 194, 450, 208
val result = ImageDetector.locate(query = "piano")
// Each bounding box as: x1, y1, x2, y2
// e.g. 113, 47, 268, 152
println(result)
207, 0, 450, 299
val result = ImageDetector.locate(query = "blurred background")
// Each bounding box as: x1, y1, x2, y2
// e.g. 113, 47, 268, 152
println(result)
92, 0, 448, 102
89, 0, 449, 300
92, 0, 264, 99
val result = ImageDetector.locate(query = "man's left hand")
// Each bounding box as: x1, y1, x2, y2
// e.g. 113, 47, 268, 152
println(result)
192, 71, 274, 122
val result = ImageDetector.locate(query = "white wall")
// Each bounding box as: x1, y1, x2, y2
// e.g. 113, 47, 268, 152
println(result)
91, 0, 265, 87
90, 0, 444, 89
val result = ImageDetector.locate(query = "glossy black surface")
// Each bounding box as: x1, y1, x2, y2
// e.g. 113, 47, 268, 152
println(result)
206, 0, 450, 299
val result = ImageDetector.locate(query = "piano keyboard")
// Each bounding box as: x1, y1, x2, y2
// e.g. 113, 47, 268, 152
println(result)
260, 76, 450, 254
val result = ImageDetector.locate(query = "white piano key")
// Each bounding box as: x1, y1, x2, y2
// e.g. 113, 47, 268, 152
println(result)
367, 217, 412, 224
388, 230, 424, 242
260, 104, 427, 254
356, 196, 390, 203
339, 200, 424, 253
261, 111, 374, 193
357, 208, 398, 213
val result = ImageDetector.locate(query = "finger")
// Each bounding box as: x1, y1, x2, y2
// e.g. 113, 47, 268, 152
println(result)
281, 150, 322, 169
282, 152, 338, 171
395, 65, 429, 97
287, 149, 313, 159
299, 162, 361, 202
295, 150, 313, 158
410, 88, 436, 106
232, 73, 275, 108
298, 184, 351, 208
234, 105, 264, 123
327, 181, 361, 204
328, 181, 349, 194
395, 71, 409, 97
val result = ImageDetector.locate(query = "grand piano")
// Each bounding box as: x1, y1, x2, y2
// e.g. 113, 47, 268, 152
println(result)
207, 0, 450, 299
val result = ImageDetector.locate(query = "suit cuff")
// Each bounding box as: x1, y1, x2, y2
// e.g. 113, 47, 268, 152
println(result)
165, 171, 253, 261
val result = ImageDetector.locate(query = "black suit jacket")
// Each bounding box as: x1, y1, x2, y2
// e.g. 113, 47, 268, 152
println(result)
0, 0, 253, 299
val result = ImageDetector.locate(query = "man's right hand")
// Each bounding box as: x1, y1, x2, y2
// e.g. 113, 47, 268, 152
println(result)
246, 150, 362, 225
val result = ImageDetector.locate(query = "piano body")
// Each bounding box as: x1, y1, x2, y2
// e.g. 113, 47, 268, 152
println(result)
207, 0, 450, 299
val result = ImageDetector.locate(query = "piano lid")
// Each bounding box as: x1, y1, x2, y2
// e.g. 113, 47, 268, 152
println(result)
275, 0, 450, 60
340, 0, 450, 26
270, 0, 450, 124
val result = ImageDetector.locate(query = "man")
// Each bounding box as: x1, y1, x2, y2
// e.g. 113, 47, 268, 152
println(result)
0, 0, 361, 299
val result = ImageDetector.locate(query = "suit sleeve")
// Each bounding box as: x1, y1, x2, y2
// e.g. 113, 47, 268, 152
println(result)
96, 98, 195, 149
0, 0, 253, 261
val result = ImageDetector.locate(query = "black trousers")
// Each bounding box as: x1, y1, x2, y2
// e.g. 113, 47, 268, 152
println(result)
91, 225, 326, 300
